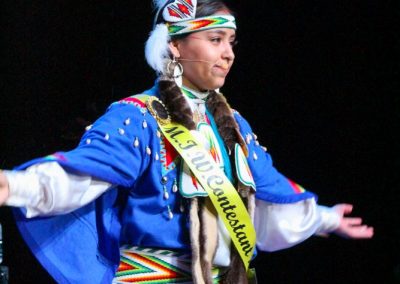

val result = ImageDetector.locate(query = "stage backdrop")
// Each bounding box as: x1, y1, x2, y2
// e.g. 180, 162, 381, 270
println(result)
0, 1, 398, 283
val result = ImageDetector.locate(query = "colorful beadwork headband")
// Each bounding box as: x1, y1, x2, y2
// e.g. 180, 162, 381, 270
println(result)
145, 0, 236, 73
168, 15, 236, 36
159, 0, 197, 24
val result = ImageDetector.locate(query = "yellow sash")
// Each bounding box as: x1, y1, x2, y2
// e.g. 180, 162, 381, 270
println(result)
144, 96, 256, 270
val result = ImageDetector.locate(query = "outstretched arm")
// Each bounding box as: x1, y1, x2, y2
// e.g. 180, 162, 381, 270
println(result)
332, 203, 374, 239
255, 200, 374, 252
0, 163, 111, 217
0, 171, 9, 205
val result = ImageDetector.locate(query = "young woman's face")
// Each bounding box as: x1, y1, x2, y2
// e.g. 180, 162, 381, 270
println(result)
172, 27, 236, 91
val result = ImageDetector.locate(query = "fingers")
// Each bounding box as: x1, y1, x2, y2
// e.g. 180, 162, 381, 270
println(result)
346, 225, 374, 239
341, 204, 353, 214
335, 216, 375, 239
343, 217, 363, 226
333, 204, 374, 239
334, 203, 353, 215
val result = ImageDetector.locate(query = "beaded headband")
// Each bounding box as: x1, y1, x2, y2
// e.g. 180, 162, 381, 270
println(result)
145, 0, 236, 73
167, 15, 236, 35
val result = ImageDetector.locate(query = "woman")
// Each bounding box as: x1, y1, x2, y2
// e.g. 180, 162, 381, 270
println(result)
0, 0, 373, 283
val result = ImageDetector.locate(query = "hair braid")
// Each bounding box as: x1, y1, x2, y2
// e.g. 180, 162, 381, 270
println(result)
158, 77, 196, 130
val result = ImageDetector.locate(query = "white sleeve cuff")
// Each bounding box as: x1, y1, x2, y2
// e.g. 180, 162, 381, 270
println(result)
4, 162, 111, 218
254, 198, 340, 252
315, 205, 341, 234
4, 170, 42, 208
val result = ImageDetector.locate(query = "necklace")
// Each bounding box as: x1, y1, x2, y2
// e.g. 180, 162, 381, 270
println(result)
180, 86, 209, 124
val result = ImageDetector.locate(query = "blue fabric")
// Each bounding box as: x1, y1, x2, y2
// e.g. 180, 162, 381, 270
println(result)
14, 190, 119, 283
205, 108, 234, 183
13, 85, 317, 283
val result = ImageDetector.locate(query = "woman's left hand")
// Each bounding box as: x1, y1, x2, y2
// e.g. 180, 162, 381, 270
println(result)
332, 203, 374, 239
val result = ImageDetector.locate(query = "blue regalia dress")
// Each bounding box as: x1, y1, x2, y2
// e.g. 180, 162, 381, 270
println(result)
12, 85, 317, 283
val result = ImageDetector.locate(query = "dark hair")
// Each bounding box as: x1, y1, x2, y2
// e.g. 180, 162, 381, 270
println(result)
195, 0, 233, 18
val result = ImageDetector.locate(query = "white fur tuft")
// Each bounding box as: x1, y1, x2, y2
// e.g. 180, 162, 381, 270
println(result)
153, 0, 167, 9
145, 24, 170, 74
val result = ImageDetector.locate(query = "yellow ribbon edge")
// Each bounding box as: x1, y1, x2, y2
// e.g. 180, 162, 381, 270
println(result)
160, 122, 256, 271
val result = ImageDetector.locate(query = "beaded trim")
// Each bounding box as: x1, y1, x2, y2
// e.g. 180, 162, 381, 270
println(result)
168, 15, 236, 36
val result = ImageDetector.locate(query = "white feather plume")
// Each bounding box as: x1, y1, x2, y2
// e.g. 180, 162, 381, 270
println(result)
145, 23, 171, 74
153, 0, 167, 9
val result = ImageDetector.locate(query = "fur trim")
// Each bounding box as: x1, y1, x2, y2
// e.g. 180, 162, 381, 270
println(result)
247, 192, 256, 224
190, 199, 206, 284
221, 189, 253, 284
145, 24, 170, 74
200, 198, 218, 284
152, 0, 167, 9
206, 91, 242, 152
157, 78, 252, 283
158, 79, 196, 130
221, 248, 248, 284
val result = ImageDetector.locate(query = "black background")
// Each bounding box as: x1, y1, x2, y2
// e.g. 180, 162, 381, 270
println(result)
0, 1, 398, 283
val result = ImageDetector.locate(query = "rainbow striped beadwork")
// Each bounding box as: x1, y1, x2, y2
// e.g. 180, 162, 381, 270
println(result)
168, 15, 236, 36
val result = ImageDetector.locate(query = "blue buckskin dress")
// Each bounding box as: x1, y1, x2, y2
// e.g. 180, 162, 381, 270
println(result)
10, 85, 326, 283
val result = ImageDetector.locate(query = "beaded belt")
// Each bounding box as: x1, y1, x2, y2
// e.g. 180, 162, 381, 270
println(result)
113, 246, 227, 284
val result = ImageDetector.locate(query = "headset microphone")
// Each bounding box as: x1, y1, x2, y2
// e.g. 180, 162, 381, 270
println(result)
179, 58, 229, 69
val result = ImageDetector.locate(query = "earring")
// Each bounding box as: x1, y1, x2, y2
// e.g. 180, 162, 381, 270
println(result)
167, 57, 183, 87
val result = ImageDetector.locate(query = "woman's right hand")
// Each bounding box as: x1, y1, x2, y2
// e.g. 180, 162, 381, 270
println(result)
0, 171, 9, 205
332, 203, 374, 239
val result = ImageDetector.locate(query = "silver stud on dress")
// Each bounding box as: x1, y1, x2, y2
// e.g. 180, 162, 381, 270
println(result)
164, 191, 170, 200
134, 137, 139, 147
253, 152, 258, 160
246, 134, 252, 144
172, 178, 178, 193
167, 206, 174, 220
